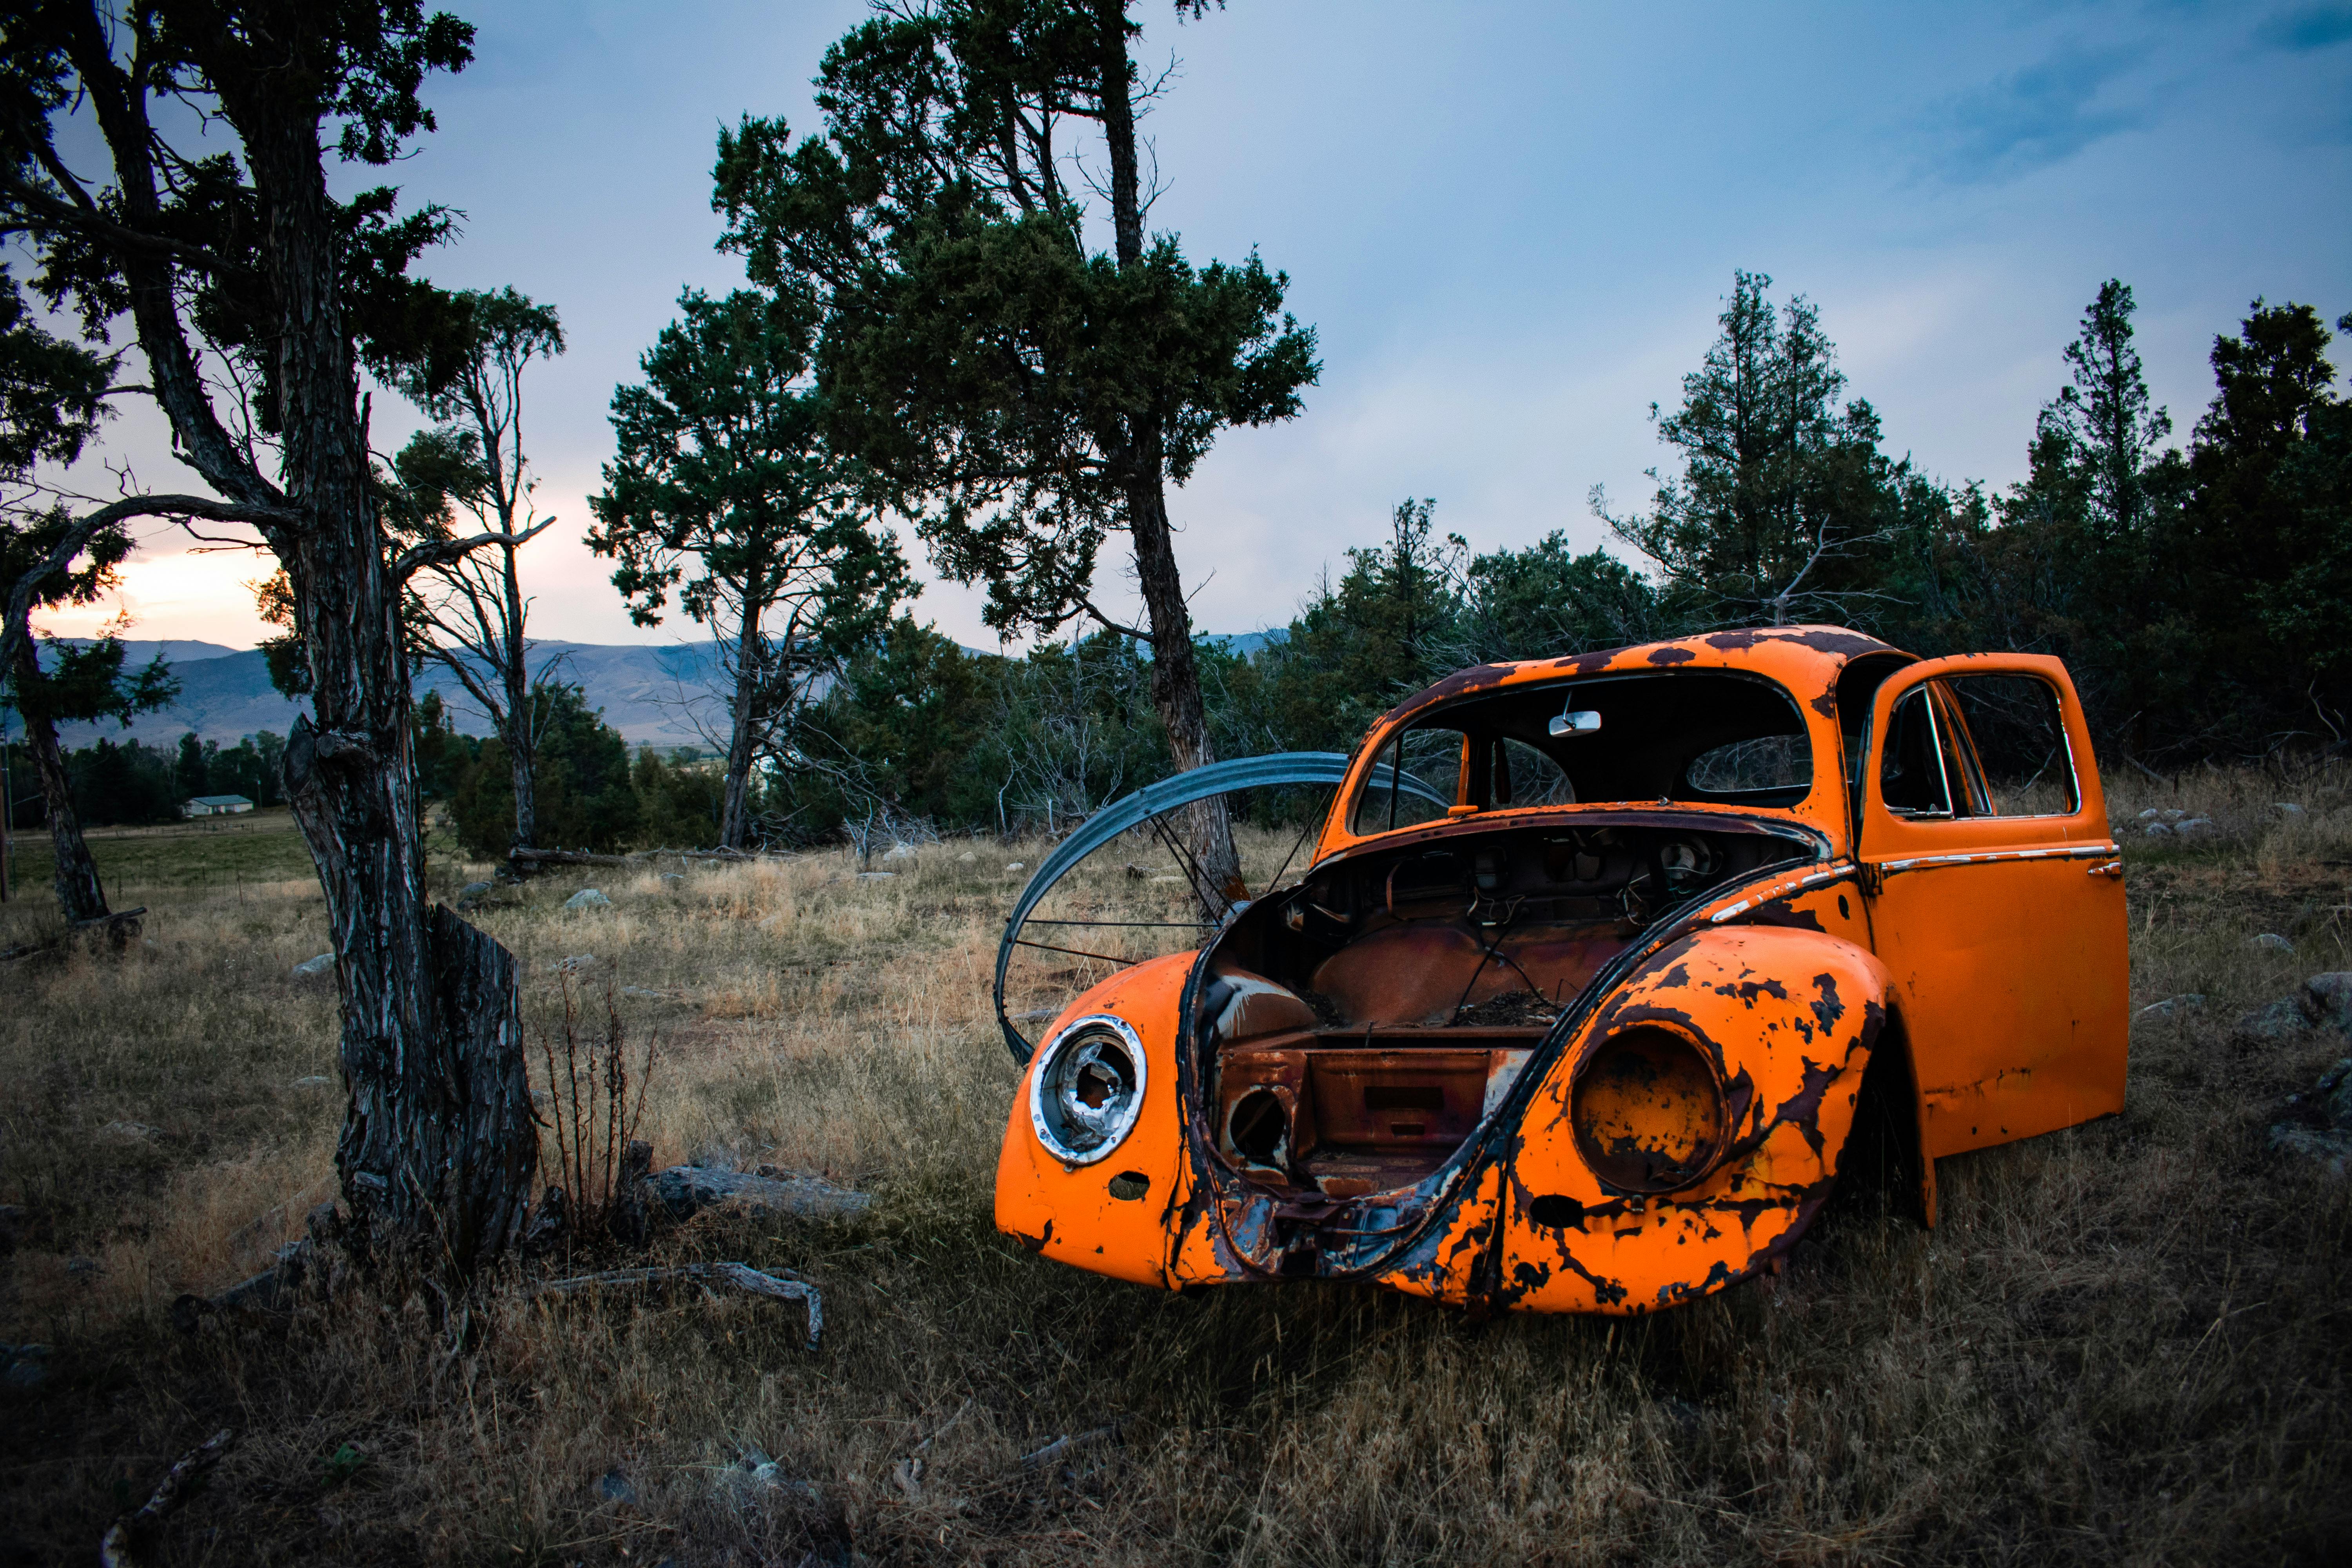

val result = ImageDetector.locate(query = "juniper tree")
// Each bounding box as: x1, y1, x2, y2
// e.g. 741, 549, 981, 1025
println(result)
711, 0, 1316, 902
590, 286, 909, 850
1597, 271, 1901, 628
0, 1, 540, 1269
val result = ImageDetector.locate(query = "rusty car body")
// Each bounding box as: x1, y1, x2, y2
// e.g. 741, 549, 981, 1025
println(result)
992, 628, 2129, 1314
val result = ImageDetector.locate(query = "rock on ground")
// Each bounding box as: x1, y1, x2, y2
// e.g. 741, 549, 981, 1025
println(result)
2303, 973, 2352, 1035
2271, 1124, 2352, 1177
650, 1165, 873, 1223
2237, 998, 2313, 1044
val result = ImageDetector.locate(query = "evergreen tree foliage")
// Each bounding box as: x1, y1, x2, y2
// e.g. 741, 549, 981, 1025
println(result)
66, 737, 181, 826
631, 746, 728, 849
798, 617, 996, 828
712, 0, 1317, 899
1597, 272, 1908, 628
448, 684, 640, 856
590, 285, 909, 849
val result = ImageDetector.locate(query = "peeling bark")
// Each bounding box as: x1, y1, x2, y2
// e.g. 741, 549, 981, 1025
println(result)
285, 710, 537, 1259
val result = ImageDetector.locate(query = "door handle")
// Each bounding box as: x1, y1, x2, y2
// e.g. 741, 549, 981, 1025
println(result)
2087, 859, 2122, 879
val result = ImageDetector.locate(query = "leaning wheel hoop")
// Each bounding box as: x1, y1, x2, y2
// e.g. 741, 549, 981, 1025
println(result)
992, 753, 1450, 1063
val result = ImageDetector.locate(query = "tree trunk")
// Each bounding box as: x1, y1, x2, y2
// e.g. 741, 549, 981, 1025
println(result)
503, 550, 539, 851
718, 612, 763, 851
248, 114, 534, 1272
11, 645, 108, 924
1094, 0, 1244, 904
501, 546, 538, 852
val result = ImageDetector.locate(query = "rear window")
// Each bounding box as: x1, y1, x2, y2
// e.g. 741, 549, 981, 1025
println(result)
1348, 670, 1814, 835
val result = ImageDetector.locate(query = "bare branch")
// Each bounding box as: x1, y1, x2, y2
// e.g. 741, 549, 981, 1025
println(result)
1079, 596, 1155, 644
3, 494, 295, 678
391, 515, 557, 583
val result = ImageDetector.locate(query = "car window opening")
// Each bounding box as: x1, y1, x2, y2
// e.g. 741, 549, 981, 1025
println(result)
1348, 670, 1816, 837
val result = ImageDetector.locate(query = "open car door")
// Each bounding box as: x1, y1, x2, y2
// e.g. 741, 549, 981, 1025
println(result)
1856, 654, 2127, 1164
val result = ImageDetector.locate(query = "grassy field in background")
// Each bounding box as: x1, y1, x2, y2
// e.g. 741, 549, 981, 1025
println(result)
1, 775, 2348, 1564
4, 806, 320, 904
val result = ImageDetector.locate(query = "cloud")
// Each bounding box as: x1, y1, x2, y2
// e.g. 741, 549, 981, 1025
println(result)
2258, 4, 2352, 51
1927, 44, 2146, 184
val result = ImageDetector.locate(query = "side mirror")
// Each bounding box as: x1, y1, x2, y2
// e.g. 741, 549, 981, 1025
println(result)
1548, 709, 1602, 738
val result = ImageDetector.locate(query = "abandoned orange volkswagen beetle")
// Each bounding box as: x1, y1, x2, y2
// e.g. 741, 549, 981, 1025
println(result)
991, 629, 2128, 1314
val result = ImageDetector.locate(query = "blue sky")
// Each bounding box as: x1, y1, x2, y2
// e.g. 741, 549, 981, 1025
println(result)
39, 0, 2352, 652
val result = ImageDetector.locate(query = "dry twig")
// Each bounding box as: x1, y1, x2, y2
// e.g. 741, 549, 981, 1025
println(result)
98, 1428, 234, 1566
530, 1261, 824, 1349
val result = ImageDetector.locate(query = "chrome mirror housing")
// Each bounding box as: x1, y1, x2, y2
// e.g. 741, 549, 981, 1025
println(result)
1549, 709, 1602, 738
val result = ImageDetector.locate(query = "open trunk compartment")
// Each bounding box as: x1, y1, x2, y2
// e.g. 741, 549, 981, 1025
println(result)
1197, 815, 1817, 1197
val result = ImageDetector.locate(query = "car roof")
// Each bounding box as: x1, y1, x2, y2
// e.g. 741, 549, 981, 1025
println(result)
1374, 625, 1904, 731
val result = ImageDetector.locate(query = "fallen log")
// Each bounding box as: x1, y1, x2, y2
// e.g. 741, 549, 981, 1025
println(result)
508, 847, 634, 869
651, 1165, 873, 1224
1, 906, 146, 963
530, 1260, 824, 1348
99, 1427, 234, 1567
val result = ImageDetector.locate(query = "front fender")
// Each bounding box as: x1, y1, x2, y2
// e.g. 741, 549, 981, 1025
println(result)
1494, 924, 1892, 1313
994, 951, 1197, 1288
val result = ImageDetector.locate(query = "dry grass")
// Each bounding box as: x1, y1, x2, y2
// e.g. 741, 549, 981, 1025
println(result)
2, 776, 2350, 1565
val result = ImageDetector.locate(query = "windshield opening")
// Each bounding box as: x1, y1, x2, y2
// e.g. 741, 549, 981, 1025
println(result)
1348, 670, 1814, 835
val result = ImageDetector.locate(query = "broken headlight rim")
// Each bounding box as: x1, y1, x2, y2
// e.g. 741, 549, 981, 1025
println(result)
1029, 1013, 1149, 1166
1570, 1023, 1728, 1194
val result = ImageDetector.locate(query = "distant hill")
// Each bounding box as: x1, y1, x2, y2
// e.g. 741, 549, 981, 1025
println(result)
62, 638, 244, 668
1204, 629, 1287, 659
38, 640, 725, 750
27, 628, 1287, 751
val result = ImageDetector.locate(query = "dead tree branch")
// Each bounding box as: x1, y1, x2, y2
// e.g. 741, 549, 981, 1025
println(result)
528, 1261, 824, 1349
98, 1428, 235, 1568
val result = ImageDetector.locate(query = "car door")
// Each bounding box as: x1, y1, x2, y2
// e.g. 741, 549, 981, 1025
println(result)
1855, 654, 2127, 1160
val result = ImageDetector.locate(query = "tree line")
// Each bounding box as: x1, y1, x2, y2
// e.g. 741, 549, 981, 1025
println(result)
780, 272, 2351, 837
15, 269, 2349, 858
2, 727, 288, 831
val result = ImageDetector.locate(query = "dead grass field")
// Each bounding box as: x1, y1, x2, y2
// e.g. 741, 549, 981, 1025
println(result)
3, 773, 2350, 1566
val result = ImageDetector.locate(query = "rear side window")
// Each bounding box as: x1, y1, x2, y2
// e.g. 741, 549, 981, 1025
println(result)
1349, 726, 1463, 835
1685, 733, 1809, 796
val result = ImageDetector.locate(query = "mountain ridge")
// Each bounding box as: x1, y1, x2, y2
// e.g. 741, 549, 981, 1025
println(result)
22, 630, 1290, 750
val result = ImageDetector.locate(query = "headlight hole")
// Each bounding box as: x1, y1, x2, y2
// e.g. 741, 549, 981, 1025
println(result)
1571, 1025, 1726, 1193
1030, 1017, 1148, 1165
